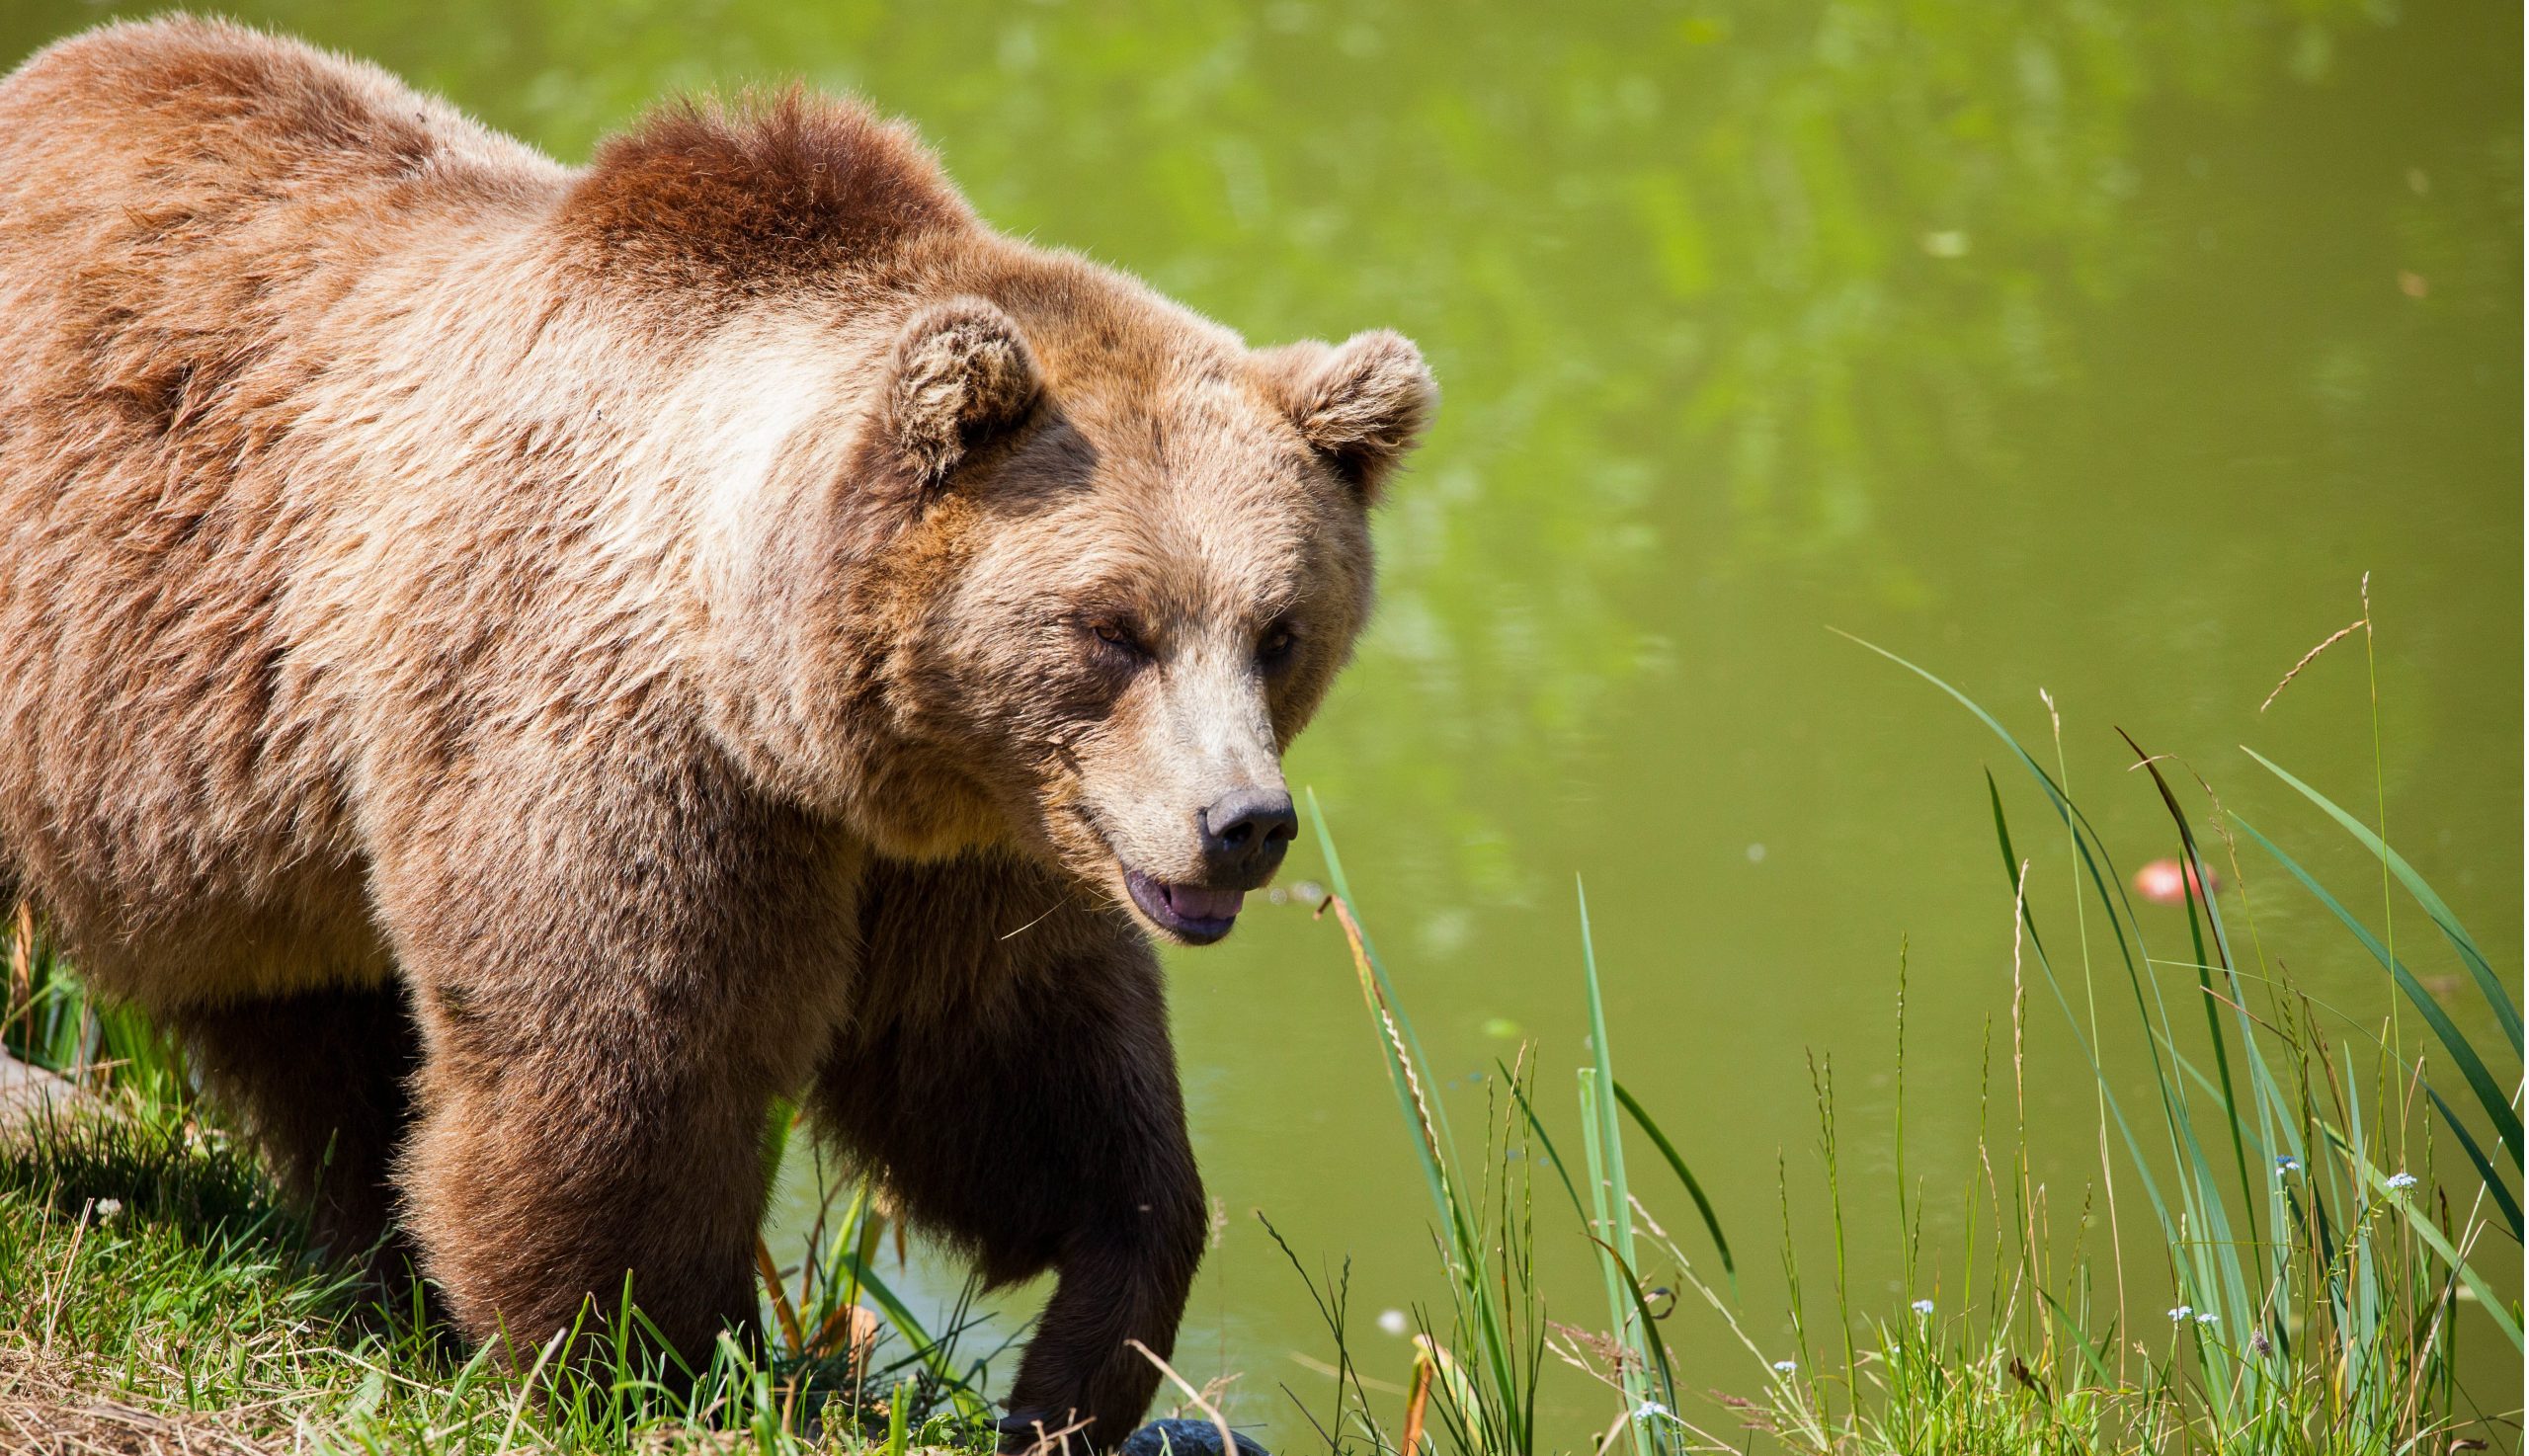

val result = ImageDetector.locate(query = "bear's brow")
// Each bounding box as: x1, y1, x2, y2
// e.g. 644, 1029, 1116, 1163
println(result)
1058, 570, 1299, 632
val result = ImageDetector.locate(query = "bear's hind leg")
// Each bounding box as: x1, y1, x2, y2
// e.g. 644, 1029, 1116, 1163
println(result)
819, 855, 1208, 1453
173, 983, 429, 1293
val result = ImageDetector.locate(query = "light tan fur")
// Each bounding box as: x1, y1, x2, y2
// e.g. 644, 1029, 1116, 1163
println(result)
0, 18, 1432, 1445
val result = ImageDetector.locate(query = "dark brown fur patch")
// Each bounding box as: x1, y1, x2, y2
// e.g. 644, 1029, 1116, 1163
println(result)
556, 89, 972, 292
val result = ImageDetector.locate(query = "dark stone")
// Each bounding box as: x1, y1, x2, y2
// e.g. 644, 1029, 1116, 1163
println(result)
1118, 1418, 1272, 1456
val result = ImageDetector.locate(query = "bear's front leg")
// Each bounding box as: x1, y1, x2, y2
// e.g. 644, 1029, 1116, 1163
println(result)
369, 742, 858, 1376
399, 1011, 769, 1366
819, 853, 1208, 1453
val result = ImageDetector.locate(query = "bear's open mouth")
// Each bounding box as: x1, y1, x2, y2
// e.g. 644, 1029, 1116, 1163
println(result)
1123, 869, 1244, 945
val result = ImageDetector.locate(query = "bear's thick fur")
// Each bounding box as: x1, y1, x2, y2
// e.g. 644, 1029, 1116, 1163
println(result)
0, 18, 1433, 1445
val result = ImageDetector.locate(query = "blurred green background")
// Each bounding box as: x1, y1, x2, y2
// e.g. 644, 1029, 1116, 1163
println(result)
5, 0, 2519, 1443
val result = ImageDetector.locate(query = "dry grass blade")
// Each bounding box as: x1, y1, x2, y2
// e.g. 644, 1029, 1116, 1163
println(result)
754, 1236, 806, 1353
1283, 1351, 1408, 1398
1319, 895, 1450, 1198
997, 1411, 1096, 1456
40, 1198, 93, 1355
1125, 1338, 1237, 1456
8, 900, 31, 1053
804, 1301, 879, 1370
2259, 616, 2367, 712
1400, 1345, 1433, 1455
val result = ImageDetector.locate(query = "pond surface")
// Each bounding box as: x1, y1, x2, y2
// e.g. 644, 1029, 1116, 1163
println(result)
7, 0, 2519, 1444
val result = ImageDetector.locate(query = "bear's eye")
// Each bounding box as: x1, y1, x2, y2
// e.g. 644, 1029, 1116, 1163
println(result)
1086, 616, 1149, 663
1258, 623, 1298, 670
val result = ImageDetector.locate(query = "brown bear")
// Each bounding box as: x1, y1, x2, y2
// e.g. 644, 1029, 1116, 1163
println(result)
0, 17, 1433, 1447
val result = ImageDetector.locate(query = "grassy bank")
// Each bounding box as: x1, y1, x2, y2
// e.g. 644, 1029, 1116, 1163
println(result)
0, 1096, 1011, 1455
1, 946, 1002, 1453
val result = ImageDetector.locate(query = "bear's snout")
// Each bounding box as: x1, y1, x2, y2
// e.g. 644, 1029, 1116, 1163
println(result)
1198, 787, 1296, 888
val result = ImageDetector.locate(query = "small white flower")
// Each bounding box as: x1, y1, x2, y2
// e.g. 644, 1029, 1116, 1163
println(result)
2386, 1172, 2418, 1190
2167, 1305, 2192, 1322
2274, 1156, 2301, 1176
94, 1198, 122, 1221
1634, 1401, 1678, 1424
1911, 1298, 1935, 1316
2195, 1313, 2218, 1327
1771, 1359, 1798, 1374
1376, 1309, 1408, 1336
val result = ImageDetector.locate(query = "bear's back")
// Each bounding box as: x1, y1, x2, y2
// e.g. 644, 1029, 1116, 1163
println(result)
0, 19, 557, 1003
0, 17, 556, 213
0, 17, 568, 479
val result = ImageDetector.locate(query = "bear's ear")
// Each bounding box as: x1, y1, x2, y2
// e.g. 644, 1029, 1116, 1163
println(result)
882, 297, 1042, 487
1259, 330, 1438, 502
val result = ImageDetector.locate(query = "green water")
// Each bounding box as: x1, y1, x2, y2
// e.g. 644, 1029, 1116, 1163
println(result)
8, 0, 2519, 1442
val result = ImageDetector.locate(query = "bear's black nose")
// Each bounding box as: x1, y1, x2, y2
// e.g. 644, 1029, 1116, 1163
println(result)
1200, 788, 1296, 886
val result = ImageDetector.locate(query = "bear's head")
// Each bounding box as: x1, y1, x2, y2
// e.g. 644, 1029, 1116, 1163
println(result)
750, 271, 1434, 945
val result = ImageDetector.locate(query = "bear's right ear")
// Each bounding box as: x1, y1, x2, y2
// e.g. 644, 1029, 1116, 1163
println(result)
881, 297, 1042, 488
1258, 329, 1438, 503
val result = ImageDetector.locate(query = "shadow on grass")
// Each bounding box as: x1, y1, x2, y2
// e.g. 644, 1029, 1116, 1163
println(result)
0, 1107, 1004, 1454
2, 1107, 298, 1255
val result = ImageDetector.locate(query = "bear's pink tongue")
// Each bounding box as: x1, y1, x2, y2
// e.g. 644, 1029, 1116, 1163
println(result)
1168, 884, 1245, 922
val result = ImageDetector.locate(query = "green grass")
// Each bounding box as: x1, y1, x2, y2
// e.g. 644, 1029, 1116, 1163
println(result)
1280, 604, 2519, 1454
0, 938, 1002, 1456
0, 1102, 1005, 1453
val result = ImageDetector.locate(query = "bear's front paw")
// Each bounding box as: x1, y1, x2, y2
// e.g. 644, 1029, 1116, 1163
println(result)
1117, 1417, 1271, 1456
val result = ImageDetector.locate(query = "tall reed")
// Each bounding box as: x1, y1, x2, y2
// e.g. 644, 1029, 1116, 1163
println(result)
1284, 602, 2517, 1453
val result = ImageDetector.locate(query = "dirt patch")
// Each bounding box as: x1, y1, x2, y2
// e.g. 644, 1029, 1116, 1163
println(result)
0, 1349, 286, 1455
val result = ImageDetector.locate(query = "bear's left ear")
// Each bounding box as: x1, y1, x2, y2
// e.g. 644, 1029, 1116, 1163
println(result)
883, 297, 1042, 487
1259, 330, 1438, 503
